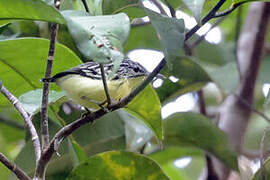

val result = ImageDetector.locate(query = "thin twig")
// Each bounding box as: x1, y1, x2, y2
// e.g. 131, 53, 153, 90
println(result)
81, 0, 89, 13
0, 153, 31, 180
260, 128, 267, 180
150, 0, 167, 15
190, 17, 225, 49
40, 0, 60, 150
0, 85, 41, 164
234, 94, 270, 124
100, 64, 111, 105
163, 0, 176, 17
185, 0, 227, 41
214, 2, 245, 18
0, 115, 24, 130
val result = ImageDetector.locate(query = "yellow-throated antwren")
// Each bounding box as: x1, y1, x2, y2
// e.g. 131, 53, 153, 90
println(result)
42, 59, 149, 111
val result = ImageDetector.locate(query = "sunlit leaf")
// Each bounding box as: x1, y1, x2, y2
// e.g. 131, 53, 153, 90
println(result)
103, 0, 139, 15
67, 151, 170, 180
61, 10, 129, 66
19, 89, 65, 115
0, 0, 65, 24
0, 38, 82, 106
126, 85, 163, 141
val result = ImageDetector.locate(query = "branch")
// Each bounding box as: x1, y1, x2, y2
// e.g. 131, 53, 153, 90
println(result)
100, 64, 111, 105
185, 0, 227, 41
0, 85, 41, 165
214, 2, 245, 18
150, 0, 167, 15
260, 128, 267, 180
190, 17, 225, 49
0, 153, 31, 180
40, 0, 61, 149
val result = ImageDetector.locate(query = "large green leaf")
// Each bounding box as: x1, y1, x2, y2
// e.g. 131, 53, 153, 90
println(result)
156, 57, 211, 103
61, 10, 130, 65
143, 8, 185, 65
124, 24, 161, 52
67, 151, 170, 180
118, 110, 153, 151
19, 89, 65, 115
0, 38, 82, 106
103, 0, 139, 15
126, 85, 163, 141
164, 112, 239, 171
0, 0, 65, 24
182, 0, 206, 22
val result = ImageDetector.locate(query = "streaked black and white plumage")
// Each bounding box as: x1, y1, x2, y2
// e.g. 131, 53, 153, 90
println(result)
43, 59, 149, 82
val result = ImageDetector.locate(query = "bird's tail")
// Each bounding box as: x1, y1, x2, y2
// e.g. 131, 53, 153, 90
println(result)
41, 77, 56, 83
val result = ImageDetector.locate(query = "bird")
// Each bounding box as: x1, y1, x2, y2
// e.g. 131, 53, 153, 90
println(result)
42, 59, 149, 111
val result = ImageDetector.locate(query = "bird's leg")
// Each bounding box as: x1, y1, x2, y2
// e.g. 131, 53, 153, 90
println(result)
81, 96, 109, 112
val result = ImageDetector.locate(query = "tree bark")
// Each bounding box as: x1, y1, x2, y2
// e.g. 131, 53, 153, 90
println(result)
216, 2, 270, 179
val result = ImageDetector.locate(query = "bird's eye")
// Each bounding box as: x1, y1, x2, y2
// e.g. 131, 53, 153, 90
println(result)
134, 67, 139, 72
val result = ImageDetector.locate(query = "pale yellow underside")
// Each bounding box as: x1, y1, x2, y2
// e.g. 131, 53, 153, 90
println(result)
56, 75, 145, 111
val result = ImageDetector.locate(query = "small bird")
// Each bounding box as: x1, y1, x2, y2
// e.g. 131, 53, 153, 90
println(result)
42, 59, 149, 111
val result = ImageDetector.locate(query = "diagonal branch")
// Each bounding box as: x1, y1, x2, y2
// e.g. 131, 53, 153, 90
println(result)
0, 153, 31, 180
185, 0, 227, 41
0, 85, 41, 165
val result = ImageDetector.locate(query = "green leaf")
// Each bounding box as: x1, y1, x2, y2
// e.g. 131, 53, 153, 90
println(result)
164, 112, 239, 171
205, 62, 239, 93
68, 138, 87, 167
61, 10, 130, 65
124, 24, 161, 52
67, 151, 170, 180
150, 147, 205, 180
19, 89, 65, 115
118, 110, 153, 151
125, 85, 163, 141
103, 0, 138, 15
143, 8, 185, 65
0, 38, 82, 106
182, 0, 206, 22
156, 56, 211, 103
150, 147, 203, 165
0, 0, 65, 24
